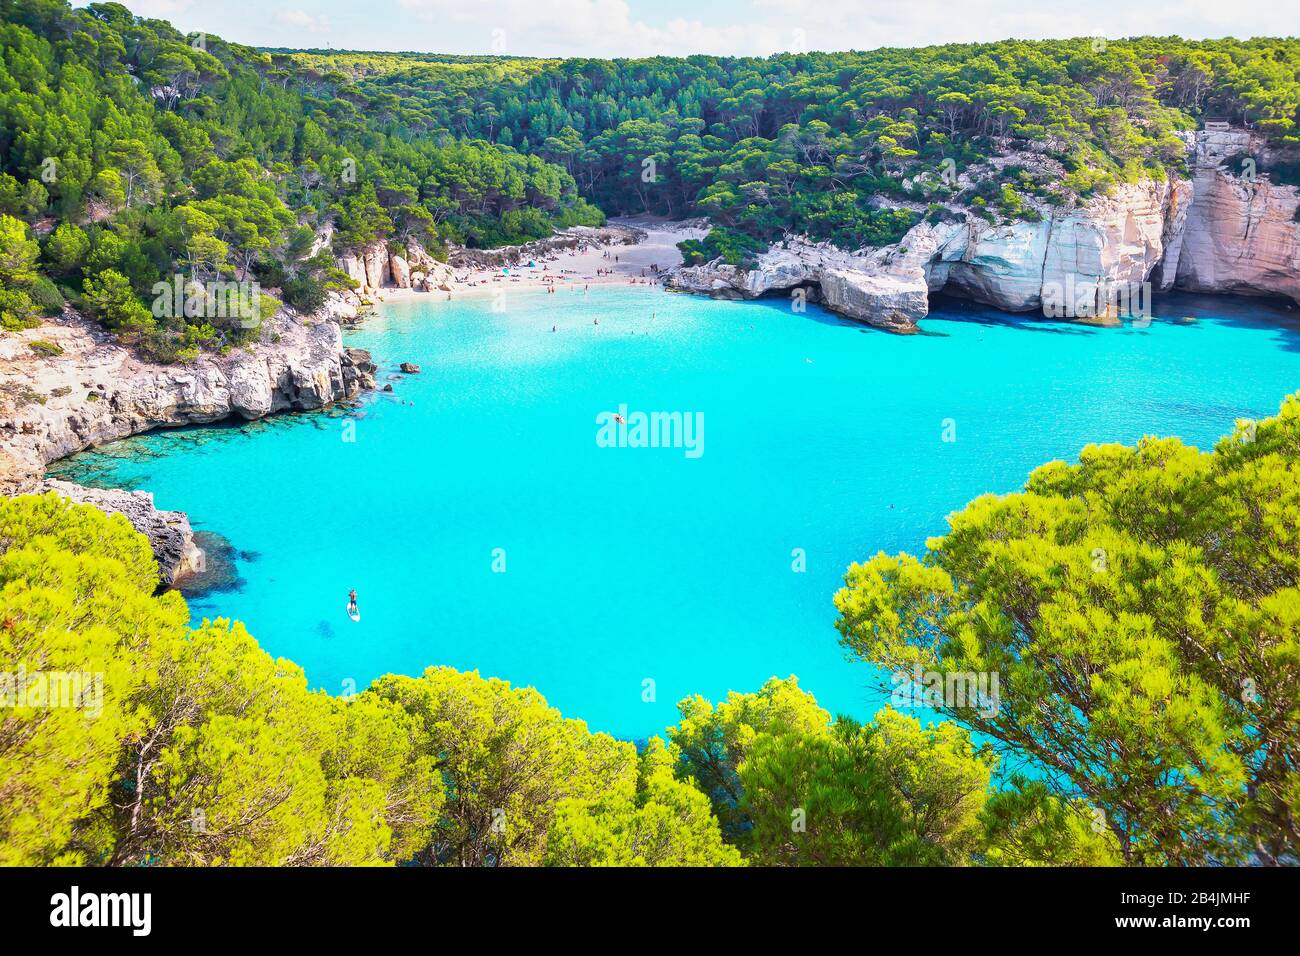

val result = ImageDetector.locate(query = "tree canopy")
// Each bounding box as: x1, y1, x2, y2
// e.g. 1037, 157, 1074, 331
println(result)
836, 393, 1300, 865
0, 0, 601, 354
0, 490, 1119, 867
8, 394, 1300, 864
3, 2, 1299, 349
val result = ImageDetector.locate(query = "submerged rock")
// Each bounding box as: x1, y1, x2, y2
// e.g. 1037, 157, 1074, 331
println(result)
179, 530, 246, 596
399, 362, 421, 374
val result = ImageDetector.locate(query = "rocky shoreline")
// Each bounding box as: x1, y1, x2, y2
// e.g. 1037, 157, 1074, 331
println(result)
1, 294, 376, 586
4, 127, 1298, 583
334, 223, 652, 298
0, 219, 686, 587
666, 128, 1300, 331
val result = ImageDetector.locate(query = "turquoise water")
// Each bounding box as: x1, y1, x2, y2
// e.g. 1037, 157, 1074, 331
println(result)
52, 287, 1300, 739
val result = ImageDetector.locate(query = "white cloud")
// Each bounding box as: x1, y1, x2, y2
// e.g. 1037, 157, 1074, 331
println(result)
751, 0, 1293, 51
396, 0, 1300, 56
396, 0, 785, 56
111, 0, 1300, 56
275, 9, 332, 34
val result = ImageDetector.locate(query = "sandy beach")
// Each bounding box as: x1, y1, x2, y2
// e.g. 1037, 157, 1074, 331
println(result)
373, 216, 708, 304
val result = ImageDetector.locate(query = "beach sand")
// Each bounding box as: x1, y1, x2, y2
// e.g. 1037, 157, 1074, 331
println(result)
374, 216, 707, 304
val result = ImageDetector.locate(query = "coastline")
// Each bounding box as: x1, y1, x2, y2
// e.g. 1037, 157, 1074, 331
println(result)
0, 305, 376, 585
0, 218, 702, 583
7, 196, 1295, 585
364, 216, 706, 305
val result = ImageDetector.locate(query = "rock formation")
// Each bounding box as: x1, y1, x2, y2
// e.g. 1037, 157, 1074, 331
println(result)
1173, 128, 1300, 301
1, 295, 377, 586
333, 225, 648, 297
36, 478, 205, 589
0, 297, 376, 495
339, 239, 455, 297
667, 129, 1300, 332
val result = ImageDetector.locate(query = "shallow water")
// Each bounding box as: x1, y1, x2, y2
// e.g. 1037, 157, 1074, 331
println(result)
52, 286, 1300, 739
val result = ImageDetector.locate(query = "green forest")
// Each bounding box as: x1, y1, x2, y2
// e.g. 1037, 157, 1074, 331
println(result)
3, 393, 1297, 866
1, 1, 1298, 866
0, 0, 603, 359
3, 0, 1300, 351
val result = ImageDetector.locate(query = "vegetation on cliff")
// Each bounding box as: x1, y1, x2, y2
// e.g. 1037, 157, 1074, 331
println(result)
5, 394, 1298, 866
4, 2, 1300, 352
838, 393, 1300, 865
299, 37, 1300, 248
0, 0, 601, 356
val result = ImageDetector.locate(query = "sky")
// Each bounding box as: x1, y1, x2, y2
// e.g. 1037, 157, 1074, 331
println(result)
119, 0, 1300, 57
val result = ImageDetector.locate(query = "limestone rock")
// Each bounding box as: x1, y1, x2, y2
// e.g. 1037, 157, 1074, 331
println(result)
228, 354, 275, 419
665, 127, 1300, 330
0, 293, 375, 494
820, 269, 929, 332
362, 242, 388, 291
38, 478, 204, 589
339, 253, 367, 291
391, 253, 411, 289
1174, 131, 1300, 301
343, 348, 377, 393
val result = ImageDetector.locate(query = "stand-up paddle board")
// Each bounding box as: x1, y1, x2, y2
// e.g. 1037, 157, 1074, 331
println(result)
347, 606, 361, 622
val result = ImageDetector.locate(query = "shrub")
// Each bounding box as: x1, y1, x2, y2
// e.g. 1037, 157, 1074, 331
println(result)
27, 275, 65, 316
27, 338, 63, 357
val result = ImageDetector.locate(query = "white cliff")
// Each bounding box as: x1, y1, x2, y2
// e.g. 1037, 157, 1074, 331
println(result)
338, 239, 452, 296
1174, 129, 1300, 301
667, 128, 1300, 331
1, 297, 376, 581
0, 297, 376, 494
35, 479, 207, 589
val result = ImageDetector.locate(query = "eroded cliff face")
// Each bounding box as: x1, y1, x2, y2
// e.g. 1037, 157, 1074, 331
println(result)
336, 225, 646, 296
0, 301, 376, 491
941, 177, 1189, 312
667, 129, 1300, 331
339, 238, 456, 295
0, 296, 376, 580
34, 479, 206, 589
1174, 129, 1300, 301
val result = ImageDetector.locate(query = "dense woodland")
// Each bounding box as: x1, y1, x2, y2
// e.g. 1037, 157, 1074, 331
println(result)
1, 0, 1298, 867
0, 0, 602, 359
296, 36, 1300, 259
3, 393, 1297, 866
2, 0, 1300, 352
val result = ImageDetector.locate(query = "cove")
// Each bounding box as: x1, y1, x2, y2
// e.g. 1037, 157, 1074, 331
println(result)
50, 286, 1300, 740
